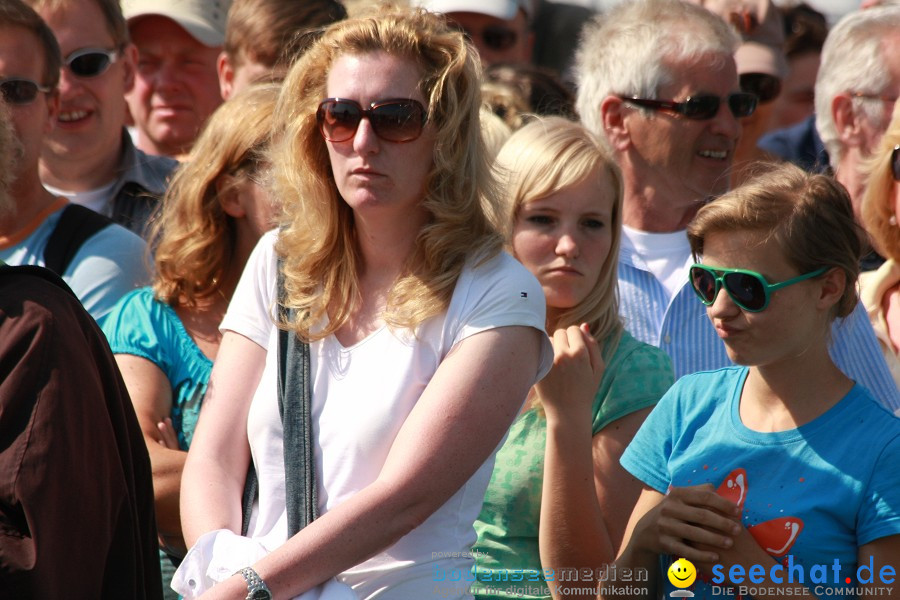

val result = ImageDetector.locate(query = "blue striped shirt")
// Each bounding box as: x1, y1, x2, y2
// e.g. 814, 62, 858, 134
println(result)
618, 244, 900, 413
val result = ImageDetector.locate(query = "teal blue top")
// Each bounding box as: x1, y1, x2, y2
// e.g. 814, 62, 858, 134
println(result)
102, 286, 211, 450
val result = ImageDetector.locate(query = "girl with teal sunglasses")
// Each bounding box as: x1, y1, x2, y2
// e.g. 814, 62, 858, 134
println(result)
604, 163, 900, 600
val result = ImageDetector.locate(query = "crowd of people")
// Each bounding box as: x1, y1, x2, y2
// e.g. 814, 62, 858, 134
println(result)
0, 0, 898, 599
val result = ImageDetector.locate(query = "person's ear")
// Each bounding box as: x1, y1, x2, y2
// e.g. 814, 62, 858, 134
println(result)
122, 43, 138, 93
601, 95, 630, 151
216, 175, 246, 218
816, 266, 847, 313
218, 52, 234, 101
832, 93, 863, 150
44, 88, 60, 134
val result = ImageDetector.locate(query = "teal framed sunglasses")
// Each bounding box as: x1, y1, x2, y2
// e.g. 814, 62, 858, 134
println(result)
689, 263, 827, 312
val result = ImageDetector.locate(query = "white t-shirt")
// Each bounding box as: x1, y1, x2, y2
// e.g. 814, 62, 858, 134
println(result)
220, 231, 552, 599
621, 225, 693, 302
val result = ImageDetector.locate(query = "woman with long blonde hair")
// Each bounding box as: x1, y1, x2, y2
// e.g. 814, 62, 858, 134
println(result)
176, 6, 551, 599
472, 117, 674, 600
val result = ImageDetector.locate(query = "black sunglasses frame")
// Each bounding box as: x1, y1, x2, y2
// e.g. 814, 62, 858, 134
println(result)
316, 98, 428, 143
64, 47, 119, 78
621, 92, 758, 120
0, 77, 51, 105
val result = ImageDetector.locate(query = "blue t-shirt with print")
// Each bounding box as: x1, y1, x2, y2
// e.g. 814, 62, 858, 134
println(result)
621, 367, 900, 599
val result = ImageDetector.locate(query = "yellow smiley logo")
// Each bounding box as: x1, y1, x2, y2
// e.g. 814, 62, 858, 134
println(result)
667, 558, 697, 588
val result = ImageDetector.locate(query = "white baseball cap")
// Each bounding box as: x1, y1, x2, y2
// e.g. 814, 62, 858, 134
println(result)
121, 0, 231, 47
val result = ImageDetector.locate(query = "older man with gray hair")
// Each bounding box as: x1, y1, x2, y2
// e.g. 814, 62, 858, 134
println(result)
814, 5, 900, 221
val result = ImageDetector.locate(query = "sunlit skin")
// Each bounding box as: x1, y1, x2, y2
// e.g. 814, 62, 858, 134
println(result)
323, 52, 436, 235
39, 0, 137, 191
125, 16, 221, 158
511, 171, 615, 324
701, 229, 830, 370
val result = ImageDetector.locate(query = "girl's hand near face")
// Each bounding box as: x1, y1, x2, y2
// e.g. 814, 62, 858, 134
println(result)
535, 324, 605, 425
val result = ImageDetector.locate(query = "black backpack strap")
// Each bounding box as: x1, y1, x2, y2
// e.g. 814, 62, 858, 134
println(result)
43, 204, 113, 276
241, 258, 316, 538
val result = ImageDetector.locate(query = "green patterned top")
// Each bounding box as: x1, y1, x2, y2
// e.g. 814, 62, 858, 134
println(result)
471, 330, 674, 599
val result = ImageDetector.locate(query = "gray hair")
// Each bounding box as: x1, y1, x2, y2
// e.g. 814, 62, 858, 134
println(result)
814, 6, 900, 165
574, 0, 739, 145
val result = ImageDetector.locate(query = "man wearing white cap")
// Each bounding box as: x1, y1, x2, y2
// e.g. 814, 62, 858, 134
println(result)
414, 0, 533, 66
122, 0, 229, 159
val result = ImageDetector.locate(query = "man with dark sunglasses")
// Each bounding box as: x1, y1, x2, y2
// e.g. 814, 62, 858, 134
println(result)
27, 0, 176, 238
574, 0, 900, 411
414, 0, 533, 67
0, 0, 148, 326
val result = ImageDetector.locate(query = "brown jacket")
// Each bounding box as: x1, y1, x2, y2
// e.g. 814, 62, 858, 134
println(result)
0, 265, 162, 599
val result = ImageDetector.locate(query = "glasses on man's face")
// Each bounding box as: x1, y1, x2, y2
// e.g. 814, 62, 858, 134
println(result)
620, 92, 758, 120
452, 23, 519, 51
316, 98, 428, 143
740, 73, 781, 104
689, 263, 827, 312
891, 145, 900, 182
0, 77, 51, 105
64, 48, 119, 78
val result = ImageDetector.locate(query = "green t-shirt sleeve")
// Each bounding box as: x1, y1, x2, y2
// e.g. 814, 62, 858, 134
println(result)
592, 332, 675, 435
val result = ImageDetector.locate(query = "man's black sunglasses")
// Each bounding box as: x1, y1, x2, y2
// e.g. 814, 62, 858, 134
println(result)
620, 92, 758, 120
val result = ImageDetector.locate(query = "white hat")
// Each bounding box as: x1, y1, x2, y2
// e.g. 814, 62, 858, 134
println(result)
122, 0, 231, 47
414, 0, 530, 21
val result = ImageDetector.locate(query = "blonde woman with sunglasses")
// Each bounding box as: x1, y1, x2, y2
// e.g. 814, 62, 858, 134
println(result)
604, 162, 900, 600
175, 6, 551, 600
